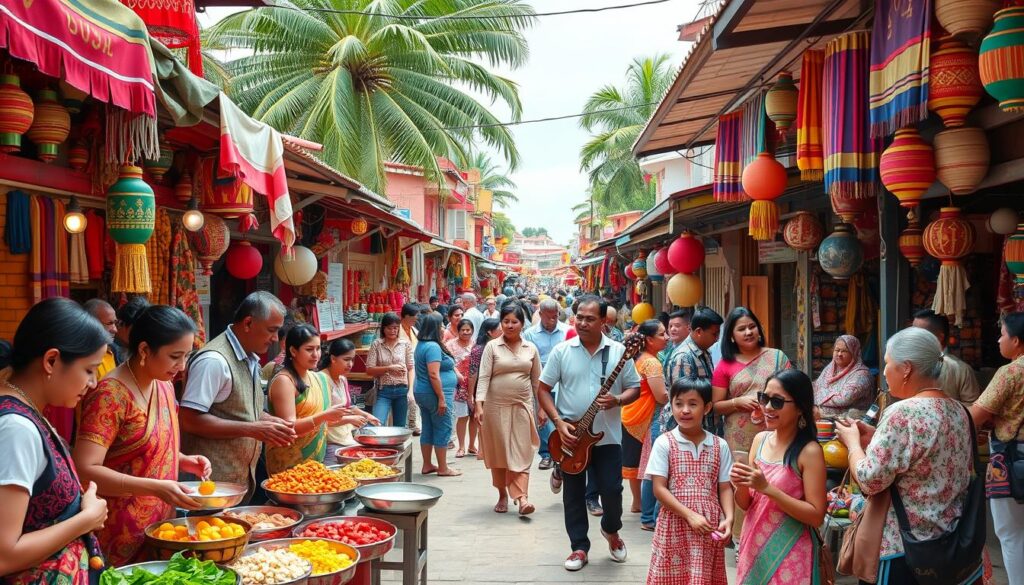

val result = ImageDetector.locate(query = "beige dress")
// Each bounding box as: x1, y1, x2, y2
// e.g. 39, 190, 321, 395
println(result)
477, 338, 542, 472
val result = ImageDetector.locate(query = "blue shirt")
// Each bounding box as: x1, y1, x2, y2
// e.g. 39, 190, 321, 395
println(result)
524, 321, 569, 366
413, 341, 457, 395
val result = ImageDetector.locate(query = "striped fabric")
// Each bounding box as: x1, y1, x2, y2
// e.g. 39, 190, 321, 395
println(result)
824, 32, 880, 200
741, 91, 770, 165
869, 0, 931, 137
797, 50, 825, 181
30, 195, 69, 303
713, 111, 746, 202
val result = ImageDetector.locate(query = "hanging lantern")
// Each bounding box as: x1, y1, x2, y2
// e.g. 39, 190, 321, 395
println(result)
632, 302, 655, 323
667, 273, 702, 307
765, 70, 798, 140
934, 127, 989, 195
668, 232, 705, 274
632, 253, 648, 280
225, 241, 263, 280
351, 217, 368, 235
923, 207, 976, 325
624, 262, 636, 280
106, 165, 155, 293
200, 157, 255, 218
174, 172, 194, 204
936, 0, 999, 42
1005, 223, 1024, 284
830, 192, 875, 223
981, 7, 1024, 112
0, 74, 33, 153
879, 128, 935, 208
742, 152, 788, 241
654, 246, 673, 275
646, 249, 663, 282
990, 208, 1020, 235
928, 38, 983, 128
898, 209, 926, 267
144, 141, 174, 183
783, 211, 824, 251
57, 80, 87, 114
25, 90, 69, 163
67, 140, 89, 172
274, 245, 318, 286
188, 213, 230, 275
818, 223, 864, 280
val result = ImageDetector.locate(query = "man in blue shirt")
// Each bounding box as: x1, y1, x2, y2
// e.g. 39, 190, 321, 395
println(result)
524, 298, 569, 470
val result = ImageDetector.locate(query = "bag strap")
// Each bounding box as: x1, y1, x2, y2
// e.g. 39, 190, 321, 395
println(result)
599, 345, 610, 385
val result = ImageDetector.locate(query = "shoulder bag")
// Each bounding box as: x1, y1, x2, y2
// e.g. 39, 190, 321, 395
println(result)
986, 416, 1024, 502
889, 404, 985, 585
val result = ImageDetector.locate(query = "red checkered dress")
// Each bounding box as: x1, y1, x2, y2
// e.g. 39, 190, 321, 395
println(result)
646, 433, 728, 585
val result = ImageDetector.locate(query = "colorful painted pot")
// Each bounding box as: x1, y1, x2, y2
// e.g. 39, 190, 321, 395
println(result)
818, 223, 864, 280
879, 128, 935, 208
980, 6, 1024, 112
928, 37, 983, 127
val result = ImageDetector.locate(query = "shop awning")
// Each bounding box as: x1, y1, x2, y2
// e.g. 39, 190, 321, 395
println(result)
0, 0, 156, 116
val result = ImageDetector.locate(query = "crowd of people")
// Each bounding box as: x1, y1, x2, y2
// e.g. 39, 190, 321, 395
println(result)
0, 287, 1022, 585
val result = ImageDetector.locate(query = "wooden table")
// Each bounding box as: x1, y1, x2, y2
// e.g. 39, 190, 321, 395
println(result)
396, 438, 414, 483
358, 508, 429, 585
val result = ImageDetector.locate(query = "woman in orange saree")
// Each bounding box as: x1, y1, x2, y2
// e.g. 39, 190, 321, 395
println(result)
73, 306, 209, 565
623, 320, 668, 515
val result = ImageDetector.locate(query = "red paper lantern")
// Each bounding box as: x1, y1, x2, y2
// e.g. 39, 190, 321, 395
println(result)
225, 241, 263, 280
668, 232, 705, 274
0, 74, 33, 153
67, 141, 89, 172
741, 152, 787, 240
654, 246, 674, 275
879, 128, 935, 208
928, 37, 984, 128
624, 262, 636, 280
783, 211, 824, 251
351, 217, 368, 235
188, 213, 231, 275
898, 211, 926, 267
923, 207, 975, 261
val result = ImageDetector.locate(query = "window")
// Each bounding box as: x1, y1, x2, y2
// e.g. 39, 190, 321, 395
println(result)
446, 209, 467, 240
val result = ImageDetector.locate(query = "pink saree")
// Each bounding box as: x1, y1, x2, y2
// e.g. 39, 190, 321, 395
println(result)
723, 349, 791, 453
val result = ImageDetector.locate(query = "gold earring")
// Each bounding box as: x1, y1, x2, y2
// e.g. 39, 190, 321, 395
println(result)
141, 357, 146, 367
798, 416, 807, 429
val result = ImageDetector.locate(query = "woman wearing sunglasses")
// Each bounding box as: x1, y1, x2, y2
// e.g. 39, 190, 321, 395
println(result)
730, 368, 827, 584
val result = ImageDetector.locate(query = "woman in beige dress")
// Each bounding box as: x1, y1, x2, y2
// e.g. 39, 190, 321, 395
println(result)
475, 302, 542, 516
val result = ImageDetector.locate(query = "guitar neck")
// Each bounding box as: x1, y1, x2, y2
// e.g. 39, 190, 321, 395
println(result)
574, 354, 630, 434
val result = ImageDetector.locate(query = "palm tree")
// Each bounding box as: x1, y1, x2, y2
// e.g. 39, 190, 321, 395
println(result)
204, 0, 534, 194
579, 54, 673, 209
491, 211, 515, 239
464, 150, 518, 208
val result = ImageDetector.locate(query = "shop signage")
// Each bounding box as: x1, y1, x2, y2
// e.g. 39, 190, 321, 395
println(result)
758, 241, 797, 264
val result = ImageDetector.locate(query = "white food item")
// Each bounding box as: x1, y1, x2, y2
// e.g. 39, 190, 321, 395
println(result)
368, 491, 429, 501
231, 548, 310, 584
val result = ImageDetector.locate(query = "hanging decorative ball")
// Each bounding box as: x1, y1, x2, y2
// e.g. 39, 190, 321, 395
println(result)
144, 141, 174, 183
1005, 223, 1024, 283
668, 232, 705, 274
898, 210, 926, 267
928, 37, 983, 128
624, 262, 636, 280
67, 140, 89, 172
936, 0, 999, 42
654, 246, 673, 275
25, 90, 69, 163
742, 152, 788, 241
632, 253, 648, 280
175, 172, 194, 204
274, 245, 319, 286
106, 165, 155, 293
632, 302, 655, 323
830, 192, 875, 223
783, 211, 824, 251
351, 217, 368, 235
933, 127, 989, 195
765, 70, 799, 139
923, 207, 976, 262
980, 7, 1024, 112
990, 208, 1020, 235
818, 223, 864, 280
225, 241, 263, 280
0, 74, 34, 153
646, 249, 663, 282
58, 80, 88, 114
188, 213, 231, 276
879, 128, 935, 208
822, 439, 850, 469
666, 273, 702, 307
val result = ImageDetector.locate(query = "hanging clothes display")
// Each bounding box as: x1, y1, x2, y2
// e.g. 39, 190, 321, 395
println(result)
796, 50, 826, 181
69, 229, 88, 285
4, 190, 31, 254
170, 225, 206, 346
29, 195, 69, 303
824, 32, 880, 200
146, 209, 173, 305
84, 209, 106, 280
868, 0, 932, 137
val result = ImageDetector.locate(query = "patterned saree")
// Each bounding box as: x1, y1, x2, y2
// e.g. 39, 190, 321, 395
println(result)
267, 372, 331, 474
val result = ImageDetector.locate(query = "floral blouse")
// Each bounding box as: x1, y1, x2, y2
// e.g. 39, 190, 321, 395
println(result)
855, 397, 973, 558
975, 355, 1024, 442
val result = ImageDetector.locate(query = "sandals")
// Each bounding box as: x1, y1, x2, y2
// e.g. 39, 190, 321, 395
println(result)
421, 467, 437, 475
517, 498, 535, 516
455, 449, 466, 458
437, 468, 462, 477
494, 500, 508, 513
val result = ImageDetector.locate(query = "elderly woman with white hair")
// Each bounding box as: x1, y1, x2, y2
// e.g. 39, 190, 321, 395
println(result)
835, 327, 981, 585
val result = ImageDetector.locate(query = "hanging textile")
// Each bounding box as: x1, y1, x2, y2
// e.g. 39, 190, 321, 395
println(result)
797, 50, 826, 181
4, 190, 31, 254
145, 209, 172, 305
120, 0, 203, 76
30, 196, 69, 303
84, 209, 106, 280
824, 32, 880, 200
844, 273, 876, 337
741, 91, 768, 164
410, 243, 425, 290
69, 229, 88, 285
713, 112, 746, 202
869, 0, 931, 137
169, 225, 205, 345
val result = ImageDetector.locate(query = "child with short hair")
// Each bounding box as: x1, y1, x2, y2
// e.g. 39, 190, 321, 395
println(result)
646, 378, 734, 585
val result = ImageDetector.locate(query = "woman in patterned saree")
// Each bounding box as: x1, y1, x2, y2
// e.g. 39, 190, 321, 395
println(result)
267, 324, 352, 474
74, 305, 208, 566
0, 298, 109, 584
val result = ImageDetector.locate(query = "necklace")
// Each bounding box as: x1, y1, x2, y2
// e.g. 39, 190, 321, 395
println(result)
125, 361, 156, 413
3, 380, 60, 437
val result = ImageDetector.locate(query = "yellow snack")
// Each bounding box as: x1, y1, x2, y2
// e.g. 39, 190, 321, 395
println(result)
288, 540, 354, 575
199, 480, 216, 496
196, 520, 210, 532
337, 458, 399, 480
211, 517, 226, 527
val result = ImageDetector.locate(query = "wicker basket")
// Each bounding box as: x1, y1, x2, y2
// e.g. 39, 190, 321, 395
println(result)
143, 516, 252, 563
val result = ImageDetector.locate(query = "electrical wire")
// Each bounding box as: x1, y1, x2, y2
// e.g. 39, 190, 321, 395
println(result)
259, 0, 676, 21
436, 101, 658, 130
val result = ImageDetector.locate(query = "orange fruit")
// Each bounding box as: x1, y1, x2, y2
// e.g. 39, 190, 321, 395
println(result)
199, 481, 216, 496
89, 556, 104, 570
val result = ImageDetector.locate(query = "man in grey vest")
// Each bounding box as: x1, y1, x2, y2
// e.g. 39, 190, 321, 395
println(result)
180, 291, 297, 502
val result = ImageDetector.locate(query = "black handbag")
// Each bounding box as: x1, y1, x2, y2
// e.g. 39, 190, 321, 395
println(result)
890, 404, 985, 585
986, 417, 1024, 502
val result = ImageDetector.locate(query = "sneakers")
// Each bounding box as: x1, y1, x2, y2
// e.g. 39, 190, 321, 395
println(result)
564, 550, 588, 571
601, 530, 627, 563
586, 499, 603, 517
538, 457, 554, 470
549, 467, 562, 494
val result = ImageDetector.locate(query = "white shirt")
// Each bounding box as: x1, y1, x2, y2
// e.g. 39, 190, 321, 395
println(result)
646, 427, 733, 482
0, 415, 46, 493
539, 334, 642, 446
181, 325, 262, 412
463, 306, 485, 335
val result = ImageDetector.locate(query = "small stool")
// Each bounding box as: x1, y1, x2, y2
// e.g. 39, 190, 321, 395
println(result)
358, 508, 428, 585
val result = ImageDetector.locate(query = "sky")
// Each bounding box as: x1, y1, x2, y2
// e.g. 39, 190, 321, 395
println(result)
199, 0, 699, 246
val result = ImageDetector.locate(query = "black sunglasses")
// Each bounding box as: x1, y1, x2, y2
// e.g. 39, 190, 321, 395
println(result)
757, 392, 794, 410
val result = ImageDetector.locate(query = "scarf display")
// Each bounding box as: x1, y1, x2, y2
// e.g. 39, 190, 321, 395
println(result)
824, 32, 880, 200
84, 209, 106, 280
69, 230, 88, 284
868, 0, 931, 138
713, 111, 746, 202
5, 190, 31, 254
797, 50, 826, 181
146, 209, 172, 305
170, 225, 206, 345
29, 196, 69, 303
845, 273, 876, 337
741, 91, 768, 165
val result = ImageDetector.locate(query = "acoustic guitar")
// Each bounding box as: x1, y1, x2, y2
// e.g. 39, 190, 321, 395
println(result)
548, 333, 645, 475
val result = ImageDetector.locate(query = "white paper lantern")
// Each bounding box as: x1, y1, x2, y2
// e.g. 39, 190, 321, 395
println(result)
273, 245, 318, 286
646, 249, 663, 282
989, 208, 1020, 235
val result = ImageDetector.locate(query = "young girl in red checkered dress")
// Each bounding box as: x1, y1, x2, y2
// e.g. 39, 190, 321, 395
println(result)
646, 378, 735, 585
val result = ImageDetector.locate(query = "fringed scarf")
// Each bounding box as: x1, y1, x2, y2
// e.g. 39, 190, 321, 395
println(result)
824, 32, 880, 200
4, 190, 31, 254
742, 91, 768, 164
69, 229, 88, 285
145, 209, 172, 305
104, 105, 159, 165
797, 50, 826, 181
713, 111, 746, 202
30, 196, 69, 302
869, 0, 931, 138
84, 209, 105, 280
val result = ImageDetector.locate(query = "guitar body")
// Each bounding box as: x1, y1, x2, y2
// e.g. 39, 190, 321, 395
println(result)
548, 422, 604, 475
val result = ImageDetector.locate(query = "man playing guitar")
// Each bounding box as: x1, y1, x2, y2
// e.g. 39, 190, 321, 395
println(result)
537, 295, 642, 572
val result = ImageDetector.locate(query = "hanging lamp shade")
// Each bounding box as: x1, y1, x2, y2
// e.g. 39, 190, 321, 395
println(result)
830, 192, 875, 223
632, 252, 648, 280
188, 213, 230, 275
936, 0, 999, 42
0, 74, 33, 153
783, 211, 824, 251
1005, 223, 1024, 284
57, 80, 88, 114
632, 302, 655, 323
25, 90, 69, 163
667, 273, 702, 307
933, 127, 989, 195
225, 241, 263, 280
818, 223, 864, 280
990, 208, 1020, 235
67, 140, 89, 172
765, 71, 799, 139
980, 7, 1024, 112
879, 128, 935, 208
646, 249, 663, 282
106, 165, 155, 293
175, 172, 194, 204
274, 245, 318, 286
351, 217, 368, 235
654, 246, 674, 275
928, 38, 983, 128
923, 207, 975, 325
668, 232, 704, 274
144, 141, 174, 183
898, 210, 926, 267
742, 152, 787, 240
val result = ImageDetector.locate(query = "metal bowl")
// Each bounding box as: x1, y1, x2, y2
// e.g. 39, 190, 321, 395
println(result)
223, 506, 304, 542
233, 543, 313, 585
245, 538, 359, 585
353, 426, 412, 447
180, 481, 248, 510
326, 464, 403, 486
334, 446, 401, 466
111, 560, 242, 585
291, 516, 397, 563
143, 516, 252, 563
354, 482, 443, 514
262, 480, 357, 507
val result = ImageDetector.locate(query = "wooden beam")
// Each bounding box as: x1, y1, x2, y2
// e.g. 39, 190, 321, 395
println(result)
287, 178, 351, 199
292, 193, 328, 213
712, 0, 756, 49
713, 18, 859, 50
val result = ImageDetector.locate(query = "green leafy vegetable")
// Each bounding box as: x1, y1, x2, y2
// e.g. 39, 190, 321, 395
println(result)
99, 553, 236, 585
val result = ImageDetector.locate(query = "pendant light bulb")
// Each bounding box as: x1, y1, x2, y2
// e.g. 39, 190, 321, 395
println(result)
183, 197, 204, 232
63, 196, 87, 234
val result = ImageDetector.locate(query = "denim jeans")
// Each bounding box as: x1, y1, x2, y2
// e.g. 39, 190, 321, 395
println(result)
413, 391, 454, 447
640, 416, 662, 525
371, 384, 408, 428
562, 444, 623, 553
538, 418, 555, 458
